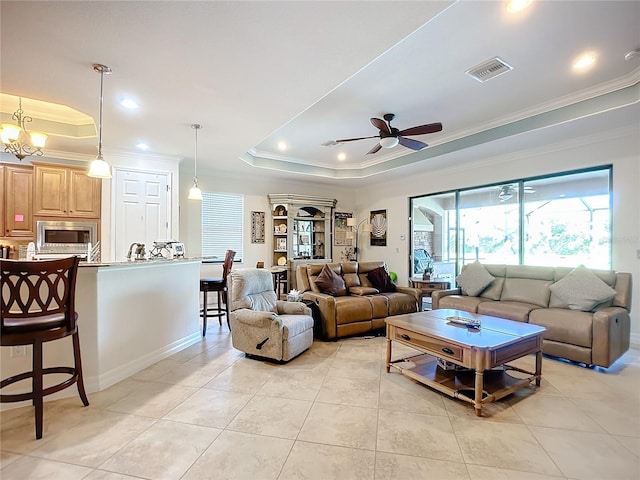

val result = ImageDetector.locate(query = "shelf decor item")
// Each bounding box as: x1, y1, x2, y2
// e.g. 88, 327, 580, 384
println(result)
277, 237, 287, 251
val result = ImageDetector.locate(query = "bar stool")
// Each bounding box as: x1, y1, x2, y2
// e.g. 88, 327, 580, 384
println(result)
1, 257, 89, 439
200, 249, 235, 335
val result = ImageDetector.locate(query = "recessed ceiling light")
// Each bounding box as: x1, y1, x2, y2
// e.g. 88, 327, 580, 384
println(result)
506, 0, 532, 13
136, 143, 149, 150
120, 98, 139, 109
572, 52, 597, 71
277, 141, 287, 151
337, 153, 346, 161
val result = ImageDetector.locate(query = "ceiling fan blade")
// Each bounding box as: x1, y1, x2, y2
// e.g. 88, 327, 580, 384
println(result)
335, 135, 379, 143
370, 117, 391, 134
398, 136, 427, 151
366, 143, 382, 155
398, 122, 443, 136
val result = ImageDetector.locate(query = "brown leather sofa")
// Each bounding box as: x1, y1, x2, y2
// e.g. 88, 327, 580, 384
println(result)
432, 264, 632, 368
296, 261, 421, 339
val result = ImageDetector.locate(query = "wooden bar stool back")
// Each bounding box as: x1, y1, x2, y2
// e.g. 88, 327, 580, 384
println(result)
0, 256, 89, 439
200, 249, 236, 335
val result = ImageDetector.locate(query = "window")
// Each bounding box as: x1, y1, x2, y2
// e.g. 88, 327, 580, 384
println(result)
202, 192, 244, 262
410, 166, 612, 277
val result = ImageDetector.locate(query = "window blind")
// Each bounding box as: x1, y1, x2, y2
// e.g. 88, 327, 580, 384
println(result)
202, 192, 244, 262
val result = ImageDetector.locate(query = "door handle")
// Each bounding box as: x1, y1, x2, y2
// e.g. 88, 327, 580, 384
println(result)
442, 347, 454, 355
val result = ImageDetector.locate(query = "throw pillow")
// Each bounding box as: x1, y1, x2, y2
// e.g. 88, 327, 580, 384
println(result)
456, 261, 494, 297
314, 264, 347, 296
367, 266, 396, 293
549, 265, 617, 311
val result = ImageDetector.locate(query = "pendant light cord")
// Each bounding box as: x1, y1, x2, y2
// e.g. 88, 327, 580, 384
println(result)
192, 124, 201, 183
98, 68, 104, 158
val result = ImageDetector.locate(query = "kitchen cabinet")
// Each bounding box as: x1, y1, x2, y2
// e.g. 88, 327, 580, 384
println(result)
33, 162, 101, 218
2, 163, 34, 237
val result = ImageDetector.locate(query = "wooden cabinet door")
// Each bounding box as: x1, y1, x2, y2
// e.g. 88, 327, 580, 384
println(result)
68, 168, 101, 217
5, 165, 34, 237
34, 164, 68, 216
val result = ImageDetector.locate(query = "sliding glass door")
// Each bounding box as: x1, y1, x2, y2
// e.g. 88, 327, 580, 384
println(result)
409, 166, 612, 279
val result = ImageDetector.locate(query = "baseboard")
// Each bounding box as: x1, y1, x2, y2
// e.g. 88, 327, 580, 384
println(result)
630, 332, 640, 348
90, 331, 202, 391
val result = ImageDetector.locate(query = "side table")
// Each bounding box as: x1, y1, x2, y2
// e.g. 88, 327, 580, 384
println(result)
409, 277, 450, 310
303, 299, 323, 339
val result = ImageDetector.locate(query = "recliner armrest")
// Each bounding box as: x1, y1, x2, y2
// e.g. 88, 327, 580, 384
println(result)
231, 309, 282, 328
276, 300, 312, 316
431, 288, 462, 310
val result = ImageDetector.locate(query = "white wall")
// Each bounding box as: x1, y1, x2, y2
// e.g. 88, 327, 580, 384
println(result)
354, 127, 640, 337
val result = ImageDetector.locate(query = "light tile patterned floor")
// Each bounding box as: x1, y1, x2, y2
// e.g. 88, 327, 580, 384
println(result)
1, 325, 639, 480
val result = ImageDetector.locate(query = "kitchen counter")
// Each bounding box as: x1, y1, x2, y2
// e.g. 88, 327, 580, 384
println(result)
78, 257, 208, 267
1, 257, 202, 407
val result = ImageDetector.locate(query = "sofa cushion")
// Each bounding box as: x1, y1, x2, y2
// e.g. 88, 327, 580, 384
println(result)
334, 296, 373, 325
549, 265, 617, 311
349, 286, 380, 296
456, 261, 494, 296
380, 292, 418, 316
480, 277, 504, 300
367, 295, 390, 318
529, 308, 593, 348
477, 301, 542, 322
367, 266, 396, 293
501, 278, 552, 308
315, 264, 347, 296
437, 295, 489, 313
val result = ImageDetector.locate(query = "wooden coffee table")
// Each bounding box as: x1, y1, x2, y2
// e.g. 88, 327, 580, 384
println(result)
385, 309, 546, 416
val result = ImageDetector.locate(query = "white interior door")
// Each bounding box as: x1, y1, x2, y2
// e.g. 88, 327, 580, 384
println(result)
114, 169, 170, 260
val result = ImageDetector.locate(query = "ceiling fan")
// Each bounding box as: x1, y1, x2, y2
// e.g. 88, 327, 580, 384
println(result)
333, 113, 443, 154
498, 184, 535, 201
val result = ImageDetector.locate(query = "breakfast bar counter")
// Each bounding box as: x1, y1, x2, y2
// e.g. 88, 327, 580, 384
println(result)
0, 259, 202, 406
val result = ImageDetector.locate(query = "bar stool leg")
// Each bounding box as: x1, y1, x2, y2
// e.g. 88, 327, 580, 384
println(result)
202, 290, 208, 336
33, 339, 44, 440
73, 332, 89, 406
217, 291, 223, 326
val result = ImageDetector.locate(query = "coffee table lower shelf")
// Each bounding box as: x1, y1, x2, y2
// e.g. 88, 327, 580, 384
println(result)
389, 354, 538, 411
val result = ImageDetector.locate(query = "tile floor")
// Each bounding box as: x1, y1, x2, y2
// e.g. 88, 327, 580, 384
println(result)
1, 325, 639, 480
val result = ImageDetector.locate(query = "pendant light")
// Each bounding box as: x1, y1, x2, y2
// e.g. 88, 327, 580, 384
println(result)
188, 124, 203, 200
88, 63, 112, 178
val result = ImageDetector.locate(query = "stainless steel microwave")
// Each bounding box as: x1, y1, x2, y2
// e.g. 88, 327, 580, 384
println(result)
36, 220, 98, 254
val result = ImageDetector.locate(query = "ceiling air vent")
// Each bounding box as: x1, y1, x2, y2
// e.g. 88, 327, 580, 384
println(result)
465, 57, 513, 83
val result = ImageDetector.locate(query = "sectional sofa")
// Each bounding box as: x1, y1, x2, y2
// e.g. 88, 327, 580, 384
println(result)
432, 262, 632, 368
296, 261, 421, 339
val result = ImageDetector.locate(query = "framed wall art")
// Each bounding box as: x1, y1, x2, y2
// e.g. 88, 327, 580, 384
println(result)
370, 209, 387, 246
334, 212, 353, 246
251, 211, 266, 243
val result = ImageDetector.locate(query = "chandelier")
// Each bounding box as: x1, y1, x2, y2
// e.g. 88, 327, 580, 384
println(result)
1, 97, 47, 160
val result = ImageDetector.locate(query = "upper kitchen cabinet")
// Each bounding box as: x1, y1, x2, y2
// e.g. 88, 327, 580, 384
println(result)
33, 162, 101, 218
2, 163, 34, 237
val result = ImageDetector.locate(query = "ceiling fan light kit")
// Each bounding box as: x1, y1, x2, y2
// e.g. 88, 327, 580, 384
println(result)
88, 63, 113, 179
335, 112, 442, 155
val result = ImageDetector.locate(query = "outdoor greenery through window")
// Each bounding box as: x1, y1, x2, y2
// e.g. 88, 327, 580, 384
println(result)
202, 192, 244, 262
410, 167, 612, 278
